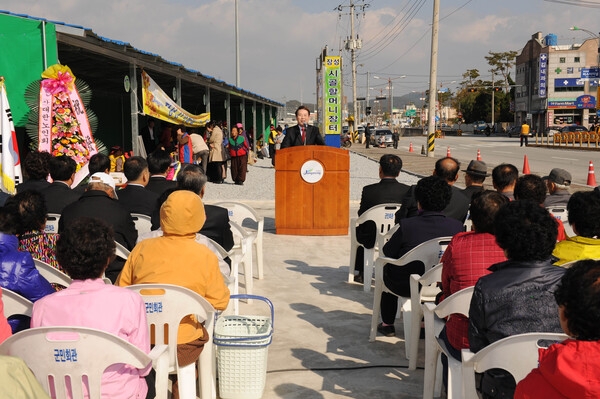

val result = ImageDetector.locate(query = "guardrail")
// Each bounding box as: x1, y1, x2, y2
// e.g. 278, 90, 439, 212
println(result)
534, 132, 600, 149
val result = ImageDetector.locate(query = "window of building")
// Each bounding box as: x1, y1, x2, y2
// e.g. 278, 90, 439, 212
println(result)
574, 56, 580, 63
560, 57, 566, 63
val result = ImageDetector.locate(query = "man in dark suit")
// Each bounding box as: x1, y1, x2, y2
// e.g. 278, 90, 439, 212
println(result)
395, 157, 470, 224
140, 118, 157, 155
41, 155, 81, 214
117, 156, 158, 216
59, 172, 137, 282
16, 151, 52, 193
377, 176, 464, 337
280, 105, 325, 149
145, 149, 176, 196
353, 154, 410, 283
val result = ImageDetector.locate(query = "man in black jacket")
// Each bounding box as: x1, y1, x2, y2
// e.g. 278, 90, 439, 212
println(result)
41, 155, 80, 213
280, 106, 324, 148
117, 156, 158, 216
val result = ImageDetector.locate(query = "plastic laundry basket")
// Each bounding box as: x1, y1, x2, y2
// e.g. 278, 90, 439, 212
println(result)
214, 294, 274, 399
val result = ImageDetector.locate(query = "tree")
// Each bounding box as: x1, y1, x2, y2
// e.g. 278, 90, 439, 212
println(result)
485, 51, 518, 92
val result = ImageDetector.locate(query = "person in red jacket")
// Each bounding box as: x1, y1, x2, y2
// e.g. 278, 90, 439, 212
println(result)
515, 259, 600, 399
227, 125, 249, 185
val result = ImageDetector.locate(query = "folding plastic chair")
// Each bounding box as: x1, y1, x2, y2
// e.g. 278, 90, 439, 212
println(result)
214, 201, 265, 280
348, 203, 402, 292
0, 326, 169, 399
131, 213, 153, 235
125, 284, 217, 399
422, 286, 474, 399
407, 262, 443, 370
461, 332, 568, 398
369, 236, 452, 360
44, 213, 61, 234
1, 288, 33, 319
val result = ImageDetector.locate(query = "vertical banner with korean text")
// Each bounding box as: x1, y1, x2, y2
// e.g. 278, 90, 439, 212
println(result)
324, 56, 342, 147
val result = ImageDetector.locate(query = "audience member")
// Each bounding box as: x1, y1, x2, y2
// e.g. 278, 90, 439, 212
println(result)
117, 190, 230, 398
109, 145, 126, 173
0, 289, 11, 344
514, 259, 600, 398
59, 172, 137, 282
16, 151, 51, 193
10, 190, 61, 270
41, 155, 80, 214
396, 157, 469, 223
377, 176, 464, 337
354, 154, 410, 284
438, 190, 508, 387
461, 160, 488, 200
73, 152, 111, 195
117, 156, 158, 216
0, 355, 51, 399
32, 217, 153, 399
0, 204, 54, 332
145, 149, 176, 196
544, 168, 572, 208
552, 191, 600, 265
492, 163, 518, 200
468, 200, 565, 398
228, 125, 249, 185
514, 174, 567, 241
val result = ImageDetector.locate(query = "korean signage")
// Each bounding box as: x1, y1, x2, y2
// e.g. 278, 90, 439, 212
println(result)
581, 67, 600, 79
324, 56, 342, 136
539, 53, 548, 98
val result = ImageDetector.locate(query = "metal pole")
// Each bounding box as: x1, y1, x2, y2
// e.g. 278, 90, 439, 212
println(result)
366, 71, 370, 124
388, 78, 392, 124
235, 0, 240, 87
350, 1, 358, 131
491, 71, 495, 128
426, 0, 440, 157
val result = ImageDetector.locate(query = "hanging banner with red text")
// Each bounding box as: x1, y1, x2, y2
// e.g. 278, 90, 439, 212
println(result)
324, 56, 342, 135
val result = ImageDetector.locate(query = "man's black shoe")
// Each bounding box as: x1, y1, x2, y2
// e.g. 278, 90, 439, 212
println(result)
377, 323, 395, 337
353, 273, 364, 284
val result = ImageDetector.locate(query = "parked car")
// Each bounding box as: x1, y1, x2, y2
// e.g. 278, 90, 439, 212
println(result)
472, 121, 487, 134
506, 126, 520, 138
370, 128, 394, 147
560, 125, 588, 133
544, 125, 563, 138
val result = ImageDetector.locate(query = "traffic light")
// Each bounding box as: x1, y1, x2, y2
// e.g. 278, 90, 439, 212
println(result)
467, 88, 477, 93
493, 87, 501, 92
366, 106, 372, 115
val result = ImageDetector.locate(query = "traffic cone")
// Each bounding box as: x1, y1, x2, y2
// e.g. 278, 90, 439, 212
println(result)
446, 147, 451, 157
522, 155, 531, 175
476, 149, 481, 161
409, 142, 414, 153
587, 161, 597, 187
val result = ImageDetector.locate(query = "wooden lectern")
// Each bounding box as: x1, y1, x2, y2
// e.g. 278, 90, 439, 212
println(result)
275, 145, 349, 235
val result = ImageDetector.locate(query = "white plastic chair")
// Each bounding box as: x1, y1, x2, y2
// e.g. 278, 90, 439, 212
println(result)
125, 284, 217, 399
547, 205, 575, 237
461, 332, 568, 398
131, 213, 153, 235
422, 286, 474, 399
205, 237, 239, 315
407, 262, 443, 370
215, 201, 265, 280
114, 241, 131, 260
369, 236, 452, 359
348, 203, 402, 292
229, 220, 256, 299
34, 259, 113, 286
0, 326, 169, 399
1, 288, 33, 318
44, 213, 61, 234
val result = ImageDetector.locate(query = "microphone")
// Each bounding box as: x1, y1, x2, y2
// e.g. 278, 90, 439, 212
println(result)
303, 123, 308, 146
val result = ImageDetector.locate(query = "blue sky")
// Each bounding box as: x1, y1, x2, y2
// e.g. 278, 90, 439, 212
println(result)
2, 0, 598, 103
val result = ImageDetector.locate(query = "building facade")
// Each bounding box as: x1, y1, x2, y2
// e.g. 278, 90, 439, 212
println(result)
516, 31, 598, 132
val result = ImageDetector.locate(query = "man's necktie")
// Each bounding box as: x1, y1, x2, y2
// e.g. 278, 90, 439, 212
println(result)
301, 126, 306, 144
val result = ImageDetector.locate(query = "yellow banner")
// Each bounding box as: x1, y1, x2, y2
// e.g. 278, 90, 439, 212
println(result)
141, 71, 210, 126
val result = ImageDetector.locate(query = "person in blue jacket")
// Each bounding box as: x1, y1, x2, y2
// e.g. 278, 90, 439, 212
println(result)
0, 201, 54, 332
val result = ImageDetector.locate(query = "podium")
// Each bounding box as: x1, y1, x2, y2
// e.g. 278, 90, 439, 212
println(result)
275, 145, 349, 235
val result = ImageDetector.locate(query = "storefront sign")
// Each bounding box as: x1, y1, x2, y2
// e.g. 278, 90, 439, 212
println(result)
539, 53, 547, 98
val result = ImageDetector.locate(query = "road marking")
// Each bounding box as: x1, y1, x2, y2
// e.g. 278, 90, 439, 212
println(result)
552, 157, 579, 161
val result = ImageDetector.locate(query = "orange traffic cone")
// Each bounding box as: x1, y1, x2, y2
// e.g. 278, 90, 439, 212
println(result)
409, 142, 414, 153
522, 155, 531, 175
588, 161, 597, 187
447, 147, 451, 157
476, 149, 481, 161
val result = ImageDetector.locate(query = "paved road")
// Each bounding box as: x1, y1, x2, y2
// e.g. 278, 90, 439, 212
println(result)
351, 133, 600, 189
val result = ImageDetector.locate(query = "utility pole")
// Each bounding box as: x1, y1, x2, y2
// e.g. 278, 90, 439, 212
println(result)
426, 0, 440, 157
235, 0, 240, 87
366, 71, 370, 124
338, 1, 367, 130
388, 77, 392, 123
491, 70, 495, 129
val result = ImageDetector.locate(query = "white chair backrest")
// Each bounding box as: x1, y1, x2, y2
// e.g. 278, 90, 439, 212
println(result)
1, 288, 33, 318
114, 241, 131, 260
357, 203, 401, 238
548, 205, 575, 237
398, 236, 453, 271
34, 259, 72, 288
124, 284, 216, 370
435, 286, 474, 320
215, 201, 263, 231
131, 213, 152, 235
0, 326, 168, 399
461, 332, 568, 397
44, 213, 61, 234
